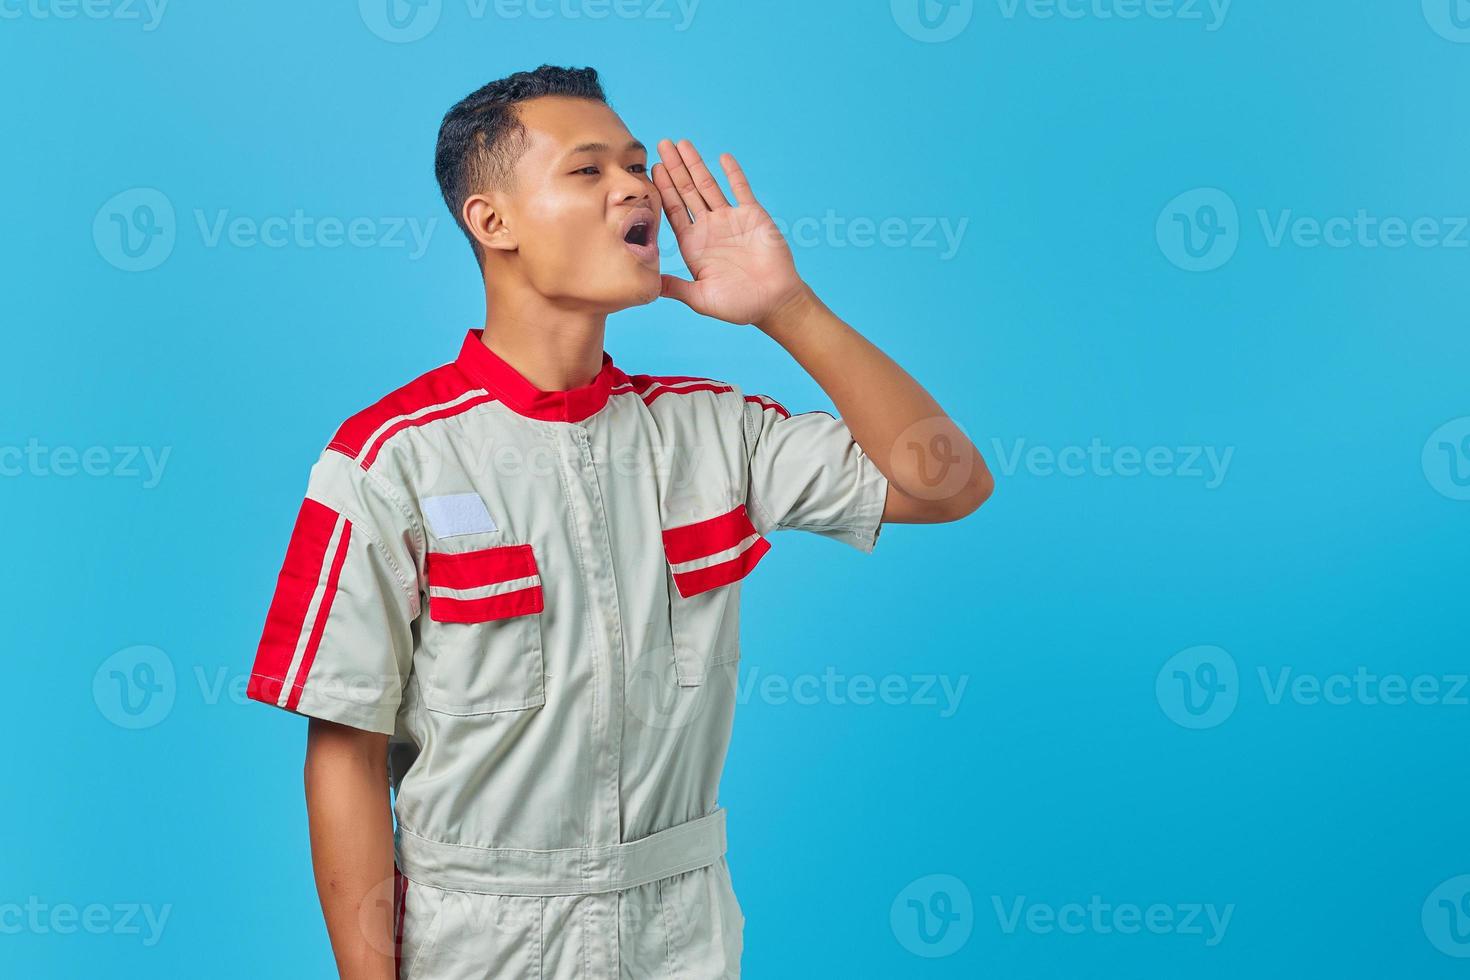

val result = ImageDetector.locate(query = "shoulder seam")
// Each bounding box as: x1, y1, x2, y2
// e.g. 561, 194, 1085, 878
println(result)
358, 462, 425, 585
307, 461, 419, 614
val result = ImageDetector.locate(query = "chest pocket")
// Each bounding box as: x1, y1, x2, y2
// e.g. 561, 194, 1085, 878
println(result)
421, 543, 546, 715
662, 503, 769, 687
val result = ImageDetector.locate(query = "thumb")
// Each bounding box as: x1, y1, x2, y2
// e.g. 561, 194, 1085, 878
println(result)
660, 274, 698, 308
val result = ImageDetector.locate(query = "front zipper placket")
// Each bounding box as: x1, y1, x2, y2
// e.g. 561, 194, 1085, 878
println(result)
566, 421, 628, 843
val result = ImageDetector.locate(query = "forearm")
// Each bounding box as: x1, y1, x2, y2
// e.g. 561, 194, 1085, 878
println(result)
755, 282, 993, 520
647, 139, 991, 518
304, 719, 398, 980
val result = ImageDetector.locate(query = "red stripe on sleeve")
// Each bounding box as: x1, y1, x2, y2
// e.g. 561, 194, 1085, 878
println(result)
744, 394, 791, 419
247, 497, 339, 704
284, 518, 353, 711
393, 865, 407, 980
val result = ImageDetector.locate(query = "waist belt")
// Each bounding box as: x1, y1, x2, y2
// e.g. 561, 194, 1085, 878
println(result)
394, 806, 727, 897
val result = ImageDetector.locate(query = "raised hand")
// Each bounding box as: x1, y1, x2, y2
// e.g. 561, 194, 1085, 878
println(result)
652, 139, 806, 327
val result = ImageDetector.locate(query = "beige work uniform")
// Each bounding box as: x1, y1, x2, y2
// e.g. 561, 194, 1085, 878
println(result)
247, 329, 888, 978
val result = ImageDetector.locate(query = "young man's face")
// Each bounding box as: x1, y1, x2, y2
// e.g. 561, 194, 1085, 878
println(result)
489, 96, 663, 311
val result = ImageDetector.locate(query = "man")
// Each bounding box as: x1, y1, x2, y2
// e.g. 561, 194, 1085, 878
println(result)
247, 64, 992, 979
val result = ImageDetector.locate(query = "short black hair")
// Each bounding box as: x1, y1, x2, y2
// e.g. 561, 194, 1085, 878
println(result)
434, 65, 608, 261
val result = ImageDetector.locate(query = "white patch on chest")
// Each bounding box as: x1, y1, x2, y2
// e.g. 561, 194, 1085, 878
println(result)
422, 493, 498, 538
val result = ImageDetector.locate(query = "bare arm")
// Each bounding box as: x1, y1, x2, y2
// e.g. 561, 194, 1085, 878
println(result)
652, 138, 993, 523
752, 285, 992, 523
304, 718, 397, 980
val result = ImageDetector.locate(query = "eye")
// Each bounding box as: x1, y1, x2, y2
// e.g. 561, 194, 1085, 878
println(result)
571, 163, 647, 177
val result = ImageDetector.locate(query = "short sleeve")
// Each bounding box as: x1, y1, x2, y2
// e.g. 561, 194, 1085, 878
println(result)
740, 391, 890, 553
246, 449, 420, 735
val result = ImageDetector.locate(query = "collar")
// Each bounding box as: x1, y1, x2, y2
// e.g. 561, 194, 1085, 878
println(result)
455, 328, 627, 424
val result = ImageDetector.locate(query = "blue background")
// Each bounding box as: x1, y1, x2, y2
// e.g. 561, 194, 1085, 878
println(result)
5, 0, 1469, 976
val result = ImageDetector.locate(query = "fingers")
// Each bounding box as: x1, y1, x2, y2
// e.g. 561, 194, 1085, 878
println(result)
656, 138, 731, 214
720, 152, 758, 207
651, 162, 693, 235
656, 138, 709, 216
660, 273, 698, 307
676, 140, 731, 210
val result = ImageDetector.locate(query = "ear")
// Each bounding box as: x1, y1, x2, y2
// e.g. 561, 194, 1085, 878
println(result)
463, 193, 517, 254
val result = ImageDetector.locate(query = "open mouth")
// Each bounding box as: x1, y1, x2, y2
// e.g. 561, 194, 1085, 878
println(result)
619, 209, 659, 264
623, 221, 652, 247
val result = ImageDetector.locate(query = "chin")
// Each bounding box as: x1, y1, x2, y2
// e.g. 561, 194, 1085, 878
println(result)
632, 272, 663, 306
571, 250, 663, 311
603, 270, 663, 310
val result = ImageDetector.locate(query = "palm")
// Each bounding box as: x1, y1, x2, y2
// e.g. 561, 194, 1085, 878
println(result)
652, 140, 803, 326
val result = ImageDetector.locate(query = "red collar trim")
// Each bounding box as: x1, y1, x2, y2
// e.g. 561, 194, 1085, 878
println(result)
455, 329, 628, 423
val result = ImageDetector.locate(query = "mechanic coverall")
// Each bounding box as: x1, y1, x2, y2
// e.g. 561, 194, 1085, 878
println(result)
247, 328, 888, 978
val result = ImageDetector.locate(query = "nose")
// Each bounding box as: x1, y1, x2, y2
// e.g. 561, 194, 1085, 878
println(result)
618, 187, 652, 209
613, 169, 655, 207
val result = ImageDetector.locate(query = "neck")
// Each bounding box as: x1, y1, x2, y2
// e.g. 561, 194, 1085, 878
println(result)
480, 276, 608, 392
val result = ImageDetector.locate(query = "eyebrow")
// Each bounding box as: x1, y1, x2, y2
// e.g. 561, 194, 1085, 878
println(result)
567, 140, 646, 156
